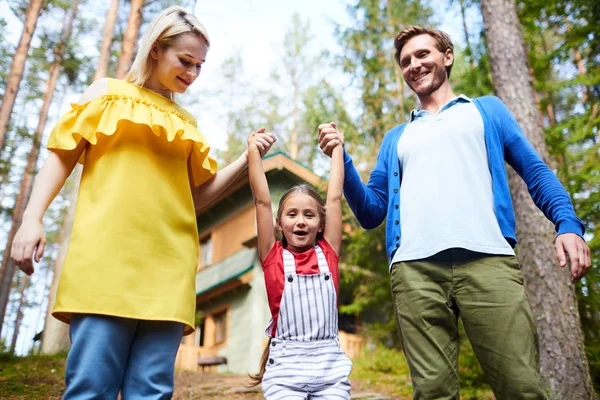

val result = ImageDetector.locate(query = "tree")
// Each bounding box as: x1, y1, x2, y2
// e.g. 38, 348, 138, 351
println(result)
116, 0, 144, 79
0, 0, 81, 338
0, 0, 45, 152
95, 0, 120, 81
479, 0, 595, 397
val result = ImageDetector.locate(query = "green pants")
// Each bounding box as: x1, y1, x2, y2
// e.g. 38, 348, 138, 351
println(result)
391, 249, 546, 400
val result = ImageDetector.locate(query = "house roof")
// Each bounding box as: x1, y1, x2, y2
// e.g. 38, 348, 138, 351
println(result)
196, 152, 323, 215
195, 247, 257, 299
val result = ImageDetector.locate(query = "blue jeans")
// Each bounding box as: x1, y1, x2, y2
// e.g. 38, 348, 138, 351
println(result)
64, 314, 184, 400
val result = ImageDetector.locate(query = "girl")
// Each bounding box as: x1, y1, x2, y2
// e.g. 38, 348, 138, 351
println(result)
11, 6, 275, 399
247, 123, 352, 399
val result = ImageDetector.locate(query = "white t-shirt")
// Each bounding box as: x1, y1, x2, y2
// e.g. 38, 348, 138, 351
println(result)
391, 96, 514, 264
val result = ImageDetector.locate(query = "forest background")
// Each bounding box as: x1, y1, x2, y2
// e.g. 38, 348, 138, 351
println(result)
0, 0, 597, 398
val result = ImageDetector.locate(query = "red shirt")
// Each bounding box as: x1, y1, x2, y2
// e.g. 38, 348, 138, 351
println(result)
262, 239, 340, 337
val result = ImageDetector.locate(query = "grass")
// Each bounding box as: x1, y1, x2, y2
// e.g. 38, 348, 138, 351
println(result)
350, 344, 414, 398
350, 342, 495, 399
0, 342, 495, 400
0, 352, 66, 399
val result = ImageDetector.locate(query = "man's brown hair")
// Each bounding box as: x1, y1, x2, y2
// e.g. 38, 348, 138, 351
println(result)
394, 26, 454, 78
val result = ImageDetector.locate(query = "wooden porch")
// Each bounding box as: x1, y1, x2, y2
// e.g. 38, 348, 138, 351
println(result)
175, 330, 365, 372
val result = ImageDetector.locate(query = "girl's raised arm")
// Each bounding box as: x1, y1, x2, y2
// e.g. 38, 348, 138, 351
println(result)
248, 130, 276, 262
323, 123, 344, 256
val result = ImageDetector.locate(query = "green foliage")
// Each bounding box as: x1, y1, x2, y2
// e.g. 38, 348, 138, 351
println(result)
351, 339, 493, 398
350, 344, 413, 397
585, 342, 600, 393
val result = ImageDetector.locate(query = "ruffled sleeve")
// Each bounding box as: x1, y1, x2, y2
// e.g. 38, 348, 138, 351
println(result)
47, 94, 217, 187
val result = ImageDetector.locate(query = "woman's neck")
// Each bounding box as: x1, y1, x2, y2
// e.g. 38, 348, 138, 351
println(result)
142, 76, 174, 100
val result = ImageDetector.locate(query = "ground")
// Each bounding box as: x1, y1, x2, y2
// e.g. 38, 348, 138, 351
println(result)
0, 353, 409, 400
0, 351, 494, 399
172, 371, 408, 400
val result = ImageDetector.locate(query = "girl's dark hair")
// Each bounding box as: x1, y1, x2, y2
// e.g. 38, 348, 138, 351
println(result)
248, 337, 271, 387
276, 183, 326, 247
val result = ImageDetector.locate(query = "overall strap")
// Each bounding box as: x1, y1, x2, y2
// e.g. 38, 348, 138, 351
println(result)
314, 245, 330, 274
282, 249, 296, 275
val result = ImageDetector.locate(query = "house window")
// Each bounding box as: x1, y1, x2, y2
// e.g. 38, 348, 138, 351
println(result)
195, 319, 205, 347
199, 236, 213, 267
213, 310, 227, 344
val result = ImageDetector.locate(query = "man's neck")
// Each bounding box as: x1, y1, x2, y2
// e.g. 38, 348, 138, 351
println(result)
418, 83, 456, 114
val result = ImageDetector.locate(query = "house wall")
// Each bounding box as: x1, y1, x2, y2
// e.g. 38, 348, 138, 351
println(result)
212, 204, 256, 264
197, 261, 271, 374
198, 204, 256, 267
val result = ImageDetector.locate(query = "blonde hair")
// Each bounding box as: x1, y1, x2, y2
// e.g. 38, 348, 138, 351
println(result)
126, 6, 210, 86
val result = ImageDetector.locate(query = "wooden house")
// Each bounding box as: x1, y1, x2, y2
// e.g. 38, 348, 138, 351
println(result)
175, 152, 364, 373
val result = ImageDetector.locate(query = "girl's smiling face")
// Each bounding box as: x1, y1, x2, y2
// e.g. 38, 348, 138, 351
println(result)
148, 32, 208, 97
277, 192, 324, 253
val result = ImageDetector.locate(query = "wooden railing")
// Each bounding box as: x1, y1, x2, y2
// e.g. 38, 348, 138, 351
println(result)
176, 331, 365, 372
175, 343, 218, 372
339, 331, 365, 359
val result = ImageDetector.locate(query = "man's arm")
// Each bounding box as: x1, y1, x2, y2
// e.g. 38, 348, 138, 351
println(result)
318, 123, 389, 229
498, 98, 591, 281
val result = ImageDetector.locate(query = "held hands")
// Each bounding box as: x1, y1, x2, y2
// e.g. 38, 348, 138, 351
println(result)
318, 122, 344, 157
555, 233, 591, 283
11, 218, 47, 276
247, 128, 276, 158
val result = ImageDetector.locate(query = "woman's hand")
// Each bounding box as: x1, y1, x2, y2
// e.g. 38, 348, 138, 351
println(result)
11, 218, 47, 275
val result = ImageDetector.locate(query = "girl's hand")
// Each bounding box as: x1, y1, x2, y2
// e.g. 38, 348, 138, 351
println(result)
11, 218, 47, 275
248, 128, 276, 158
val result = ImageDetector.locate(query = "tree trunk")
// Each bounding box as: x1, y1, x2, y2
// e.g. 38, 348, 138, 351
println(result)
385, 1, 405, 121
0, 0, 80, 337
116, 0, 144, 79
0, 0, 45, 152
41, 0, 120, 354
479, 0, 595, 398
458, 0, 475, 69
9, 274, 28, 354
290, 91, 299, 160
94, 0, 120, 81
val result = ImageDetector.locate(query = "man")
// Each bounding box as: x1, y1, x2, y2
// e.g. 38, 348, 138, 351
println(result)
318, 26, 591, 399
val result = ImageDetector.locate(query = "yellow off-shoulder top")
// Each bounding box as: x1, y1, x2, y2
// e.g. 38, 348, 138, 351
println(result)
49, 78, 217, 335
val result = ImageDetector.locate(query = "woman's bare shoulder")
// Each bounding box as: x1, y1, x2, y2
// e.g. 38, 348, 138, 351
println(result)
77, 78, 110, 105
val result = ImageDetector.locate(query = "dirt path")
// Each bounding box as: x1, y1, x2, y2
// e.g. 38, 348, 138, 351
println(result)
173, 372, 408, 400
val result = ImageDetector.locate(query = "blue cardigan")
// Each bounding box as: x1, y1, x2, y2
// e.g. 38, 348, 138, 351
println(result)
342, 96, 585, 261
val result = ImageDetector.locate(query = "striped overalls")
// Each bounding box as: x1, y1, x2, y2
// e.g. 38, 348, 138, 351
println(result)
262, 245, 352, 400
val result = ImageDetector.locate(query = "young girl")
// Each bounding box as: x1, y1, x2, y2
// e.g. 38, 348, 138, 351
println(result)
247, 124, 352, 399
11, 6, 274, 399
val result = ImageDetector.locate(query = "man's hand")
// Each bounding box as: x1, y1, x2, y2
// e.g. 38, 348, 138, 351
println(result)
318, 122, 344, 157
555, 233, 591, 283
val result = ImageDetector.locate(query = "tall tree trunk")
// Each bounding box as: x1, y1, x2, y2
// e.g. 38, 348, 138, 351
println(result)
0, 0, 80, 337
572, 47, 589, 104
458, 0, 475, 69
95, 0, 120, 81
9, 274, 28, 354
0, 0, 44, 152
41, 0, 119, 355
479, 0, 595, 398
385, 1, 405, 121
116, 0, 144, 79
290, 90, 299, 160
